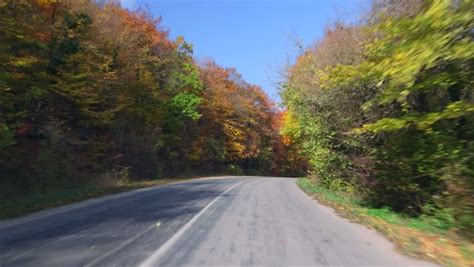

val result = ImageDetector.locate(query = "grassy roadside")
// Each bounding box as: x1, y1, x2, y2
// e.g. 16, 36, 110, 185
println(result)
0, 177, 203, 220
297, 178, 474, 267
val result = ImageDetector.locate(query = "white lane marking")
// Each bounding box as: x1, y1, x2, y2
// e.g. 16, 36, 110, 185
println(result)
85, 223, 157, 267
140, 181, 244, 267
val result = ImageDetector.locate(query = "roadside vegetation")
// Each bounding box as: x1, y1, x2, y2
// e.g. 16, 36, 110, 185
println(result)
0, 0, 306, 217
281, 0, 473, 263
298, 178, 474, 266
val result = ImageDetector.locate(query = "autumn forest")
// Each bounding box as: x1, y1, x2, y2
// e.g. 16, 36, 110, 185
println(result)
0, 0, 305, 201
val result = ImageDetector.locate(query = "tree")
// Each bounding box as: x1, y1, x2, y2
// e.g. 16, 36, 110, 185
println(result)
281, 0, 474, 235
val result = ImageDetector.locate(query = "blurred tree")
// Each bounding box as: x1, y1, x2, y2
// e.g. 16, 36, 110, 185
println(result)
281, 0, 474, 235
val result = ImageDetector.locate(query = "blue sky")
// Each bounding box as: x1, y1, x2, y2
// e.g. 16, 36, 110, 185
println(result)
120, 0, 369, 101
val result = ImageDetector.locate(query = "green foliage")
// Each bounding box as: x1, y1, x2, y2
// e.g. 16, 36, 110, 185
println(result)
0, 124, 15, 150
170, 92, 203, 121
298, 178, 454, 234
282, 0, 474, 237
170, 62, 203, 93
227, 164, 244, 175
297, 178, 358, 207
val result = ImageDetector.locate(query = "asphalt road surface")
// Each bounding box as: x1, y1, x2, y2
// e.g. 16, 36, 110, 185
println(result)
0, 176, 436, 266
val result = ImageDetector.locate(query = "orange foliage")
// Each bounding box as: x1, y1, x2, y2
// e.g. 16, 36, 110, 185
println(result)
110, 5, 174, 51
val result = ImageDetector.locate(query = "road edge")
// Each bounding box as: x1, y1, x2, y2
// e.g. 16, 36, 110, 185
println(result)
296, 177, 474, 266
0, 176, 238, 229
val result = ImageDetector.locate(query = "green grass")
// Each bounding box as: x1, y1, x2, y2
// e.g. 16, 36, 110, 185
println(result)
297, 178, 447, 234
297, 177, 474, 266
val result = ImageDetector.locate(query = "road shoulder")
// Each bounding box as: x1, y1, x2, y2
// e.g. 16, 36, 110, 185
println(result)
297, 178, 474, 266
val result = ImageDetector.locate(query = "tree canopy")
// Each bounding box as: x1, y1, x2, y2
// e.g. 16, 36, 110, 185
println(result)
0, 0, 304, 201
281, 0, 474, 236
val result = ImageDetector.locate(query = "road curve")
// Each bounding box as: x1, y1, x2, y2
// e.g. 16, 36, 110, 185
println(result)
0, 176, 435, 266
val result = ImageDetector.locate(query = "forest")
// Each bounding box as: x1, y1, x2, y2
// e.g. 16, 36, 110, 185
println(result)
0, 0, 304, 205
281, 0, 473, 238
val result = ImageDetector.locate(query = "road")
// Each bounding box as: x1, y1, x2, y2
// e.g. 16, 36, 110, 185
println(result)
0, 176, 435, 266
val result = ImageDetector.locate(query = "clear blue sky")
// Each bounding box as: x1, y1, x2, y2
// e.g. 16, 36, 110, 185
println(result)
120, 0, 369, 101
